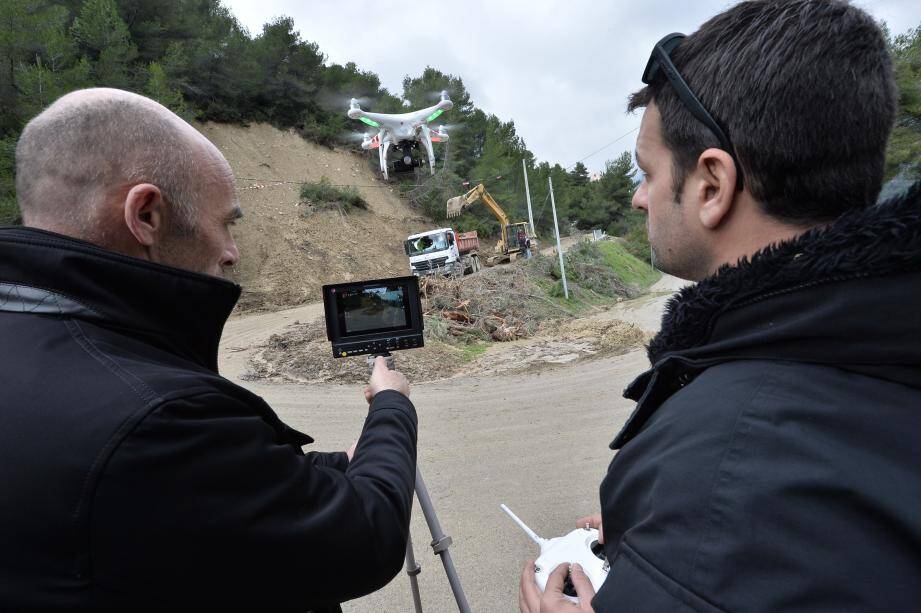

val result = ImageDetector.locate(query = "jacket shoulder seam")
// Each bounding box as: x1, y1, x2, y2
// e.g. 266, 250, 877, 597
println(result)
65, 319, 159, 404
689, 366, 778, 588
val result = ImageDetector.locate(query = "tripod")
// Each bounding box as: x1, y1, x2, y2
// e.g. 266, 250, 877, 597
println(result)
403, 467, 471, 613
366, 353, 469, 612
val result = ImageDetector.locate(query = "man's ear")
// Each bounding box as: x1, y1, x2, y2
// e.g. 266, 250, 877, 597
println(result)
694, 148, 739, 230
123, 183, 167, 247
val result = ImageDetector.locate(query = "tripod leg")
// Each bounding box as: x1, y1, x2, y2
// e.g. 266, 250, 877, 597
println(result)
404, 533, 424, 613
415, 467, 471, 613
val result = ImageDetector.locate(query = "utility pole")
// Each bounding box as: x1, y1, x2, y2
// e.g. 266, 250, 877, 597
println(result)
522, 159, 535, 236
548, 177, 569, 299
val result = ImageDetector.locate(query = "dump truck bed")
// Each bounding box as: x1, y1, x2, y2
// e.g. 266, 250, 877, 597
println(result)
456, 231, 480, 255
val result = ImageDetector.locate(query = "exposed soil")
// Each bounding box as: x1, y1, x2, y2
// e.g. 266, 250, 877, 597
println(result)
198, 122, 434, 311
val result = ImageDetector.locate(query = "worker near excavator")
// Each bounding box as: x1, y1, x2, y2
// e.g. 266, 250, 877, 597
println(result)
517, 228, 532, 259
0, 88, 418, 613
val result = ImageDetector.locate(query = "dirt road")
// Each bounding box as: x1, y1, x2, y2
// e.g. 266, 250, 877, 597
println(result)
218, 275, 688, 612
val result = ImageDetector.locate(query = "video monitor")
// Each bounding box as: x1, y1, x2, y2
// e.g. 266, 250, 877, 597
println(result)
322, 276, 424, 358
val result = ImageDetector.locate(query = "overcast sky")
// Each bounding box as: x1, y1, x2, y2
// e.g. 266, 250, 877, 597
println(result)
224, 0, 920, 174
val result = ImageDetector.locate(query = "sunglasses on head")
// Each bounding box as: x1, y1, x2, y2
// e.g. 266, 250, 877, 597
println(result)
643, 33, 745, 191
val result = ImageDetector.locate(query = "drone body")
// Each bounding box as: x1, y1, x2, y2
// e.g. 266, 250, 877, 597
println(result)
347, 91, 453, 180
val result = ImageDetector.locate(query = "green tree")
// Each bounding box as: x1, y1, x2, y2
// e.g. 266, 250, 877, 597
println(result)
144, 61, 192, 119
251, 17, 325, 127
885, 24, 921, 182
72, 0, 138, 87
595, 151, 637, 233
569, 162, 590, 186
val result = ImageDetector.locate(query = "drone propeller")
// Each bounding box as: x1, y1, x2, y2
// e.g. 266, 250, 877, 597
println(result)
346, 95, 374, 108
422, 89, 452, 102
342, 130, 371, 142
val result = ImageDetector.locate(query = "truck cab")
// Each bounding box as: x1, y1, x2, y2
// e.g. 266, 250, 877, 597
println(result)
404, 228, 459, 276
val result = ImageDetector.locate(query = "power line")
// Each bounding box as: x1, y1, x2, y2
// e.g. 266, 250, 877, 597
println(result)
534, 191, 552, 227
234, 176, 402, 189
564, 126, 639, 171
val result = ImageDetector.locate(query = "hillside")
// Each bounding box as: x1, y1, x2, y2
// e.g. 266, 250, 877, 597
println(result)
199, 122, 434, 311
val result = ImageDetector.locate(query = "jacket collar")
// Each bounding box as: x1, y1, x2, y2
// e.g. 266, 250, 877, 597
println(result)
647, 181, 921, 380
0, 226, 241, 373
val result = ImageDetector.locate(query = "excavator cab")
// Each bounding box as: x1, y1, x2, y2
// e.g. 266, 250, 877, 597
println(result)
504, 222, 530, 253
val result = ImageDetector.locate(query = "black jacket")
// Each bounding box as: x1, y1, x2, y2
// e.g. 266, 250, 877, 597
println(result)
595, 184, 921, 612
0, 227, 418, 612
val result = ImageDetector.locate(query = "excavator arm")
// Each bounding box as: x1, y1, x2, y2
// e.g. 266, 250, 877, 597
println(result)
446, 184, 510, 228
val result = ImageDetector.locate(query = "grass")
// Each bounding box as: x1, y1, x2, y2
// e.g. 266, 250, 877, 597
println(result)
547, 239, 660, 305
594, 240, 660, 288
459, 341, 490, 362
299, 176, 368, 211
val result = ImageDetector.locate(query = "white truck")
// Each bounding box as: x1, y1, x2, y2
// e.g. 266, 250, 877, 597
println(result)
404, 228, 482, 277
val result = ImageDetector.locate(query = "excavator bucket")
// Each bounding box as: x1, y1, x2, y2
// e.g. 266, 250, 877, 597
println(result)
446, 196, 466, 218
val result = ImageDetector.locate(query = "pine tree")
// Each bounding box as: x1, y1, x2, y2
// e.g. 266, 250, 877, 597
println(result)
72, 0, 138, 88
144, 61, 193, 120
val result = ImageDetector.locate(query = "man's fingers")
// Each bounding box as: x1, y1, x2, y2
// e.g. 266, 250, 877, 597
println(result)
576, 514, 604, 544
364, 386, 373, 404
368, 356, 386, 382
575, 515, 599, 529
570, 563, 596, 602
544, 562, 570, 594
519, 560, 541, 612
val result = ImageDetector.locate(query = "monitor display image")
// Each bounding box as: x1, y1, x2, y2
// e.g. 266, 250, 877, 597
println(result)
336, 284, 409, 336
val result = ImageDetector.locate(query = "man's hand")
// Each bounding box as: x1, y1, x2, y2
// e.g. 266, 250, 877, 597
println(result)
575, 514, 604, 544
520, 561, 595, 612
363, 356, 410, 403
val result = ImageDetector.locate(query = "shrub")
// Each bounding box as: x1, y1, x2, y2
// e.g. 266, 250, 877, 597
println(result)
621, 209, 653, 263
299, 176, 368, 211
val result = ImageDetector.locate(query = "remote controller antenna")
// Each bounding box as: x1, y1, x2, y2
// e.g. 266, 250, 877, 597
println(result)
500, 504, 546, 546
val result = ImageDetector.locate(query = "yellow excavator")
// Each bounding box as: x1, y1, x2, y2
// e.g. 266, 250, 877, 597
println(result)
446, 183, 537, 266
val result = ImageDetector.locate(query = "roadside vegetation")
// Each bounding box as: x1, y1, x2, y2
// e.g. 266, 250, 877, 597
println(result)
422, 238, 659, 347
299, 177, 368, 212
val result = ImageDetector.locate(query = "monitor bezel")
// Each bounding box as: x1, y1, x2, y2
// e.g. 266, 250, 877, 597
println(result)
322, 275, 424, 347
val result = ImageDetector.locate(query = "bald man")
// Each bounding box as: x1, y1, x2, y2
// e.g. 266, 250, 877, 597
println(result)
0, 89, 418, 612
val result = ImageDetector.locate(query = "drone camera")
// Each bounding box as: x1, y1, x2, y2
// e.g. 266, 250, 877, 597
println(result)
322, 276, 425, 358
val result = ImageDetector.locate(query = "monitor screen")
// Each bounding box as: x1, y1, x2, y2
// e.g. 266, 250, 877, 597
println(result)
336, 283, 410, 336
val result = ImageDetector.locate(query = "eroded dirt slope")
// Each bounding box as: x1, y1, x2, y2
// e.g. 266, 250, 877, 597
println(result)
198, 122, 433, 311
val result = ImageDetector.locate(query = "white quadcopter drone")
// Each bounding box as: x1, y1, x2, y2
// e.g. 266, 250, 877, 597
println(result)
501, 504, 609, 603
347, 91, 453, 180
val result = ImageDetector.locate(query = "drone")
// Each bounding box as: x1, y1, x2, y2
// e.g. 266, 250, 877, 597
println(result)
347, 91, 453, 180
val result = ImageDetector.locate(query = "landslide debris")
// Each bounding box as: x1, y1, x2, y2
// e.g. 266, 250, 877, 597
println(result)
246, 249, 650, 384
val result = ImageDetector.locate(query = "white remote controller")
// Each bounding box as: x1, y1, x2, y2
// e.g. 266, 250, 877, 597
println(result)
501, 504, 609, 603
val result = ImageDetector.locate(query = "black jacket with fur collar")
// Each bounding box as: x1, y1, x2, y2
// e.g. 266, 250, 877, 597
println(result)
594, 184, 921, 612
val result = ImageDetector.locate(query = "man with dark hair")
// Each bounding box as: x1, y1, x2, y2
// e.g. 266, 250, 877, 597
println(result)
1, 88, 418, 612
521, 1, 920, 611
